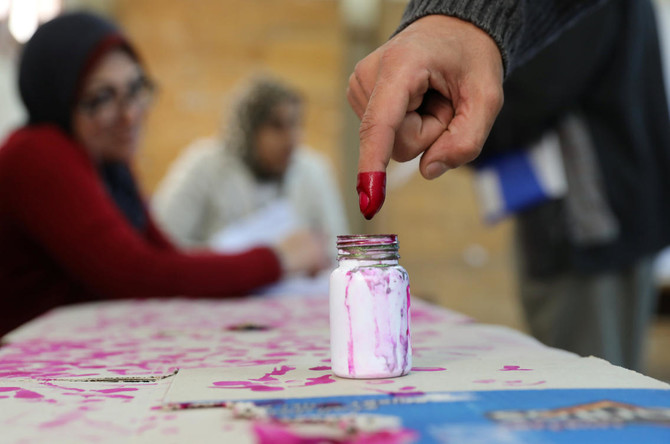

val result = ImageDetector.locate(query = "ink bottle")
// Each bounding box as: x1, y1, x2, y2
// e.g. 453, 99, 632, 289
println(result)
329, 234, 411, 379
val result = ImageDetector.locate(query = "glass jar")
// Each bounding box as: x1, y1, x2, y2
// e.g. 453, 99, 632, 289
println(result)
329, 234, 411, 379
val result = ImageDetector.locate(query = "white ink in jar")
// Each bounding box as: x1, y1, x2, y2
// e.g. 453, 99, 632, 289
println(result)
329, 234, 411, 379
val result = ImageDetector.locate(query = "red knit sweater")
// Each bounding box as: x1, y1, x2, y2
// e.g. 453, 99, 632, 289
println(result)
0, 125, 282, 336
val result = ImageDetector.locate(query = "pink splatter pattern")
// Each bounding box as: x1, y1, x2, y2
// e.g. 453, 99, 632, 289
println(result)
0, 295, 582, 442
308, 366, 331, 371
252, 420, 418, 444
499, 365, 532, 371
304, 374, 336, 386
212, 381, 285, 392
250, 366, 297, 382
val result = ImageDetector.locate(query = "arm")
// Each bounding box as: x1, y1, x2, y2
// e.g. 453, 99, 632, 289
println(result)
398, 0, 608, 74
482, 0, 620, 154
143, 212, 180, 251
0, 126, 281, 298
348, 0, 608, 218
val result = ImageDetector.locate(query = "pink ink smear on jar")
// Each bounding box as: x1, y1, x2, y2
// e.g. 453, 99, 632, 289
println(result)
329, 234, 411, 379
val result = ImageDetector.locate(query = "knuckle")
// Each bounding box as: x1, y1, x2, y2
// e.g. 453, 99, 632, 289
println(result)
481, 83, 504, 112
433, 135, 481, 168
392, 133, 420, 162
451, 136, 483, 165
347, 72, 357, 90
391, 142, 414, 162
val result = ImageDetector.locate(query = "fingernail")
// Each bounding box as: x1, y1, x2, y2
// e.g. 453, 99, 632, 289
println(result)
356, 172, 386, 220
425, 161, 448, 179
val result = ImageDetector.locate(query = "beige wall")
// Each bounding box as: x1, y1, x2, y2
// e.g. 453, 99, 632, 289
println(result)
112, 0, 522, 329
115, 0, 344, 195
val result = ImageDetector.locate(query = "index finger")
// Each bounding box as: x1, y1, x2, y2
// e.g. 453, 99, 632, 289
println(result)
355, 70, 419, 219
356, 61, 432, 219
357, 74, 414, 174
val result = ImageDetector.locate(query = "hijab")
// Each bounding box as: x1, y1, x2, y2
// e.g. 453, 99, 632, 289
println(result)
223, 76, 302, 182
18, 11, 147, 231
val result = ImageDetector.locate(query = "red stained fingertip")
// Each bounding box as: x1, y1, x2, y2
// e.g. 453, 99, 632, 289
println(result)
356, 172, 386, 220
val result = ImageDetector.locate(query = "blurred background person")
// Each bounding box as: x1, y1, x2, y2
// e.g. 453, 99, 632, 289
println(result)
153, 76, 348, 296
0, 11, 328, 337
473, 0, 670, 371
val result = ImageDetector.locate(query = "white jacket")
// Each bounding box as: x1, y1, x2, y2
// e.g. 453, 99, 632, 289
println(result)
152, 138, 348, 259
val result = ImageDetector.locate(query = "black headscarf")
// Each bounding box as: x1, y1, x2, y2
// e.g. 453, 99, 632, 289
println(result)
18, 11, 147, 232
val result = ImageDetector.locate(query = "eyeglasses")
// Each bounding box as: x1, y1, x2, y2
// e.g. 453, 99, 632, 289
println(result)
77, 75, 156, 123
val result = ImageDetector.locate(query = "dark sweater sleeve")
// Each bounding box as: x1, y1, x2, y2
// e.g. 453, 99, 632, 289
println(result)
481, 0, 621, 154
397, 0, 608, 74
0, 126, 282, 298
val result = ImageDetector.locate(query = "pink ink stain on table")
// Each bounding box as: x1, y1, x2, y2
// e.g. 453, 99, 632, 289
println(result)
308, 366, 331, 371
228, 359, 287, 367
296, 345, 330, 351
269, 366, 296, 376
251, 374, 279, 382
499, 365, 532, 371
0, 371, 33, 379
212, 381, 285, 392
0, 387, 19, 392
303, 374, 336, 386
251, 366, 297, 382
93, 388, 139, 394
39, 410, 85, 429
15, 389, 44, 399
253, 420, 417, 444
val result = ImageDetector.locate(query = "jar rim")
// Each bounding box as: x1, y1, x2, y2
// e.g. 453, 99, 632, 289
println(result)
336, 234, 397, 247
336, 234, 399, 260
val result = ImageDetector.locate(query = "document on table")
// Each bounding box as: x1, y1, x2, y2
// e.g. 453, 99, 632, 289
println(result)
208, 199, 329, 297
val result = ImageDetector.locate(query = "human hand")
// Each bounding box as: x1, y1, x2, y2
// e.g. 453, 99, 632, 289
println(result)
274, 229, 330, 277
348, 14, 504, 219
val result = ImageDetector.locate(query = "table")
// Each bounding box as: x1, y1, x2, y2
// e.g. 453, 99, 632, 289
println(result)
1, 295, 668, 443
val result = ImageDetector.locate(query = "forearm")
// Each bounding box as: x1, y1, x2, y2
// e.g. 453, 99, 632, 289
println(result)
83, 244, 281, 299
398, 0, 608, 74
482, 0, 620, 154
2, 126, 282, 299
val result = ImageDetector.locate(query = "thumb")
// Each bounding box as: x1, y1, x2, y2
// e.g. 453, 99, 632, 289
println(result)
418, 80, 503, 178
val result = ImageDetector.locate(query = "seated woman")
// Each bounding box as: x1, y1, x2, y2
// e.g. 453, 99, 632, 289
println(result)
152, 76, 348, 291
0, 12, 328, 336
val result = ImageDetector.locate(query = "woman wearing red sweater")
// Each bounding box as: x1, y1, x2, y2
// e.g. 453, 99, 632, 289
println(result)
0, 12, 328, 336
